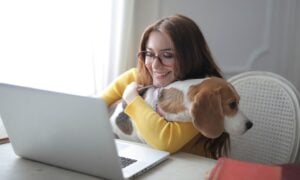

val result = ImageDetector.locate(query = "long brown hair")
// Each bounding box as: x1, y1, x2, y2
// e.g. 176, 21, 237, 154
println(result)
136, 14, 229, 159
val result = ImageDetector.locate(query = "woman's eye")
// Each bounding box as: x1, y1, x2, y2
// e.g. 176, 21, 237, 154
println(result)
229, 101, 237, 109
162, 52, 174, 59
145, 51, 154, 57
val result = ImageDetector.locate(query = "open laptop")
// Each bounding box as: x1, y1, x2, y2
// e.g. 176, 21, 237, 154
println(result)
0, 83, 169, 179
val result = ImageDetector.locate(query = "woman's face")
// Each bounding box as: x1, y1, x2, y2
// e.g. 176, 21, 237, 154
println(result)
145, 31, 177, 87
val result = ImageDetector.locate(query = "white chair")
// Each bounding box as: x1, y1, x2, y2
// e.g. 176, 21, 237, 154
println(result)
227, 71, 300, 164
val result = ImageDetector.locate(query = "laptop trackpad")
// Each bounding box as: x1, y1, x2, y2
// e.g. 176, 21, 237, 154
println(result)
116, 140, 168, 163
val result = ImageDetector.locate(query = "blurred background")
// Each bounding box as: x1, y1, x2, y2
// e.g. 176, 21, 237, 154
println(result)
0, 0, 299, 97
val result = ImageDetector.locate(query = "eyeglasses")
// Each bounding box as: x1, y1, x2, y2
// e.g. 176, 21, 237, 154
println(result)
137, 50, 175, 66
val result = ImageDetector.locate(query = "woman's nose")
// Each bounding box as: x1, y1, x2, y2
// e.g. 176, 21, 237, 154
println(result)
152, 56, 163, 68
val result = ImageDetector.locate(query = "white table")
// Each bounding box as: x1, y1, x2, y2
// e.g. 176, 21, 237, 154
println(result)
0, 143, 216, 180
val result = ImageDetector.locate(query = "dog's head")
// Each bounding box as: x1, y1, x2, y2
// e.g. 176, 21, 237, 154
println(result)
188, 77, 253, 138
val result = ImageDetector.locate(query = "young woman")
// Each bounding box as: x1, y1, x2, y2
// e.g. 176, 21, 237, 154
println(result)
100, 14, 229, 159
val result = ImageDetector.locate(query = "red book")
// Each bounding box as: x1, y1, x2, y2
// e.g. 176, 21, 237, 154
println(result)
208, 157, 300, 180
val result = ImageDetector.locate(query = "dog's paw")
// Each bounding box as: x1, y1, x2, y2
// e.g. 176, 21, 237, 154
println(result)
123, 82, 139, 104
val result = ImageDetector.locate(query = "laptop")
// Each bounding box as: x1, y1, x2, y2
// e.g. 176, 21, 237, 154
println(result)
0, 83, 169, 179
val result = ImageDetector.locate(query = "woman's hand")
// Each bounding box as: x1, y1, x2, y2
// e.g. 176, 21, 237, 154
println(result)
123, 82, 140, 104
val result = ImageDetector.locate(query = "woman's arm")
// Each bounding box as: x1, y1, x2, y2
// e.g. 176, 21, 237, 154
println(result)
100, 68, 138, 106
125, 96, 199, 153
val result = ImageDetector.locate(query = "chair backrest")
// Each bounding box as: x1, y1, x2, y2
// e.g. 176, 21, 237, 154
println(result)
227, 71, 300, 164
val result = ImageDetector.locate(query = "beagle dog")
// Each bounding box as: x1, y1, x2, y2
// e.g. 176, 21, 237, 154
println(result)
109, 77, 253, 143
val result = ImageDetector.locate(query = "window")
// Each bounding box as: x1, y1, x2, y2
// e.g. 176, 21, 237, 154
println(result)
0, 0, 113, 139
0, 0, 112, 96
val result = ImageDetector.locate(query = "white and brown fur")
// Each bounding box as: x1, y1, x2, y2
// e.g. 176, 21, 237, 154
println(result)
110, 77, 253, 145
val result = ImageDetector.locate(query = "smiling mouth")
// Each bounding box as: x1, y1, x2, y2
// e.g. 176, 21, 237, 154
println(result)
154, 72, 169, 79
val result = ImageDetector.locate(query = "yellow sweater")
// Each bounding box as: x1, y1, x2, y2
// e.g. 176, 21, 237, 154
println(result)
100, 68, 202, 154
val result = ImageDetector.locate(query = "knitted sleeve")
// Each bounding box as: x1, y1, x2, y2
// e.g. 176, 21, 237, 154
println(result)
100, 68, 138, 106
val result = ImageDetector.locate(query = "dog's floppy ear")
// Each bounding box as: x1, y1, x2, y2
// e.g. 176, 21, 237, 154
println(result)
191, 89, 224, 138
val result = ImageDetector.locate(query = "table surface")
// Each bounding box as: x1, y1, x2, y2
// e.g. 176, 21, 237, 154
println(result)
0, 143, 216, 180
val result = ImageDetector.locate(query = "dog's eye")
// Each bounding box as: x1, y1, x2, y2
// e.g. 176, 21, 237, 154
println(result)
229, 101, 237, 109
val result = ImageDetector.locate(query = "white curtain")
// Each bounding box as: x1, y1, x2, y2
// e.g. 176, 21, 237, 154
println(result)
95, 0, 137, 93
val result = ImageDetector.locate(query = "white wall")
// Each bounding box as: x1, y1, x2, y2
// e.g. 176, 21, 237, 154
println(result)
131, 0, 300, 91
288, 0, 300, 93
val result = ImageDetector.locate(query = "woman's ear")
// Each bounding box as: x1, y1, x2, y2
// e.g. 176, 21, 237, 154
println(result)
191, 90, 224, 138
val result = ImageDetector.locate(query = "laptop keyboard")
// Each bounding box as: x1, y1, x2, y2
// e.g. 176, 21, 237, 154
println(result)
119, 156, 137, 168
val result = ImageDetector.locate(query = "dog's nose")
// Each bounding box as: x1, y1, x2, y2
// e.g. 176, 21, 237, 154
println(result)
246, 121, 253, 130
